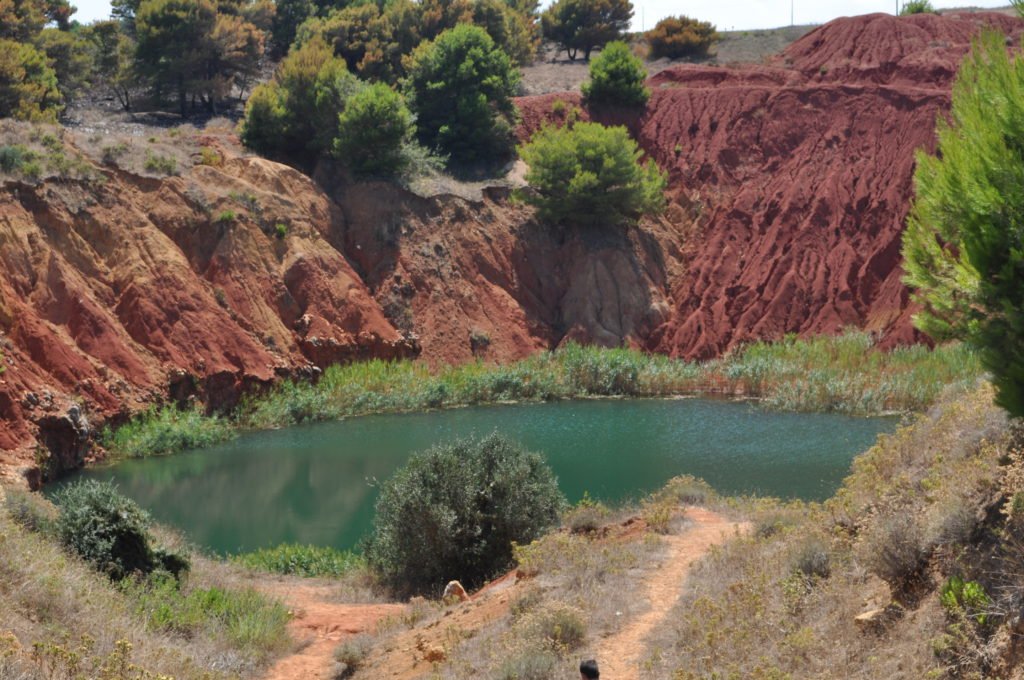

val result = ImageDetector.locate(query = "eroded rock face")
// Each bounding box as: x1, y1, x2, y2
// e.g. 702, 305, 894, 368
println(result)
517, 11, 1024, 359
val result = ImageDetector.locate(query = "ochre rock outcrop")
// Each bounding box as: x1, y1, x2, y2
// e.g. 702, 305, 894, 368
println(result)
2, 11, 1020, 481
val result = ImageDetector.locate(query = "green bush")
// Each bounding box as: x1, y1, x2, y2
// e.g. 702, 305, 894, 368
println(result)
143, 151, 177, 175
0, 144, 36, 173
582, 40, 648, 107
519, 121, 666, 227
334, 82, 414, 178
899, 0, 934, 14
404, 24, 520, 165
940, 575, 991, 625
103, 405, 234, 458
53, 480, 187, 580
232, 543, 365, 577
645, 15, 718, 59
366, 433, 565, 595
902, 31, 1024, 417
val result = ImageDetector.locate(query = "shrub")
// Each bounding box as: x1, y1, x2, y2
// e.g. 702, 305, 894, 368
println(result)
333, 82, 413, 178
334, 634, 373, 674
900, 0, 934, 14
143, 151, 177, 175
519, 121, 666, 227
53, 480, 187, 580
940, 575, 991, 625
581, 40, 649, 107
859, 512, 929, 596
792, 538, 831, 579
232, 543, 365, 577
565, 492, 609, 534
366, 433, 565, 595
645, 15, 718, 59
404, 24, 520, 165
215, 209, 236, 223
274, 222, 288, 239
541, 0, 633, 61
903, 31, 1024, 418
197, 146, 222, 166
0, 144, 34, 173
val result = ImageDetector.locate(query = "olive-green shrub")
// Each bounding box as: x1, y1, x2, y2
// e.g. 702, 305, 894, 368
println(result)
366, 433, 565, 595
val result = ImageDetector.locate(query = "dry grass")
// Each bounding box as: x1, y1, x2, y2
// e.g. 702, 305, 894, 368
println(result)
0, 488, 294, 679
639, 383, 1013, 679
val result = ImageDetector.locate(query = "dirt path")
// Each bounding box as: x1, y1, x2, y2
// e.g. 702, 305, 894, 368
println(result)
261, 583, 406, 680
599, 507, 749, 680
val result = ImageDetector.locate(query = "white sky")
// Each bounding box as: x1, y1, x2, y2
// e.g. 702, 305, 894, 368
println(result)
69, 0, 1011, 33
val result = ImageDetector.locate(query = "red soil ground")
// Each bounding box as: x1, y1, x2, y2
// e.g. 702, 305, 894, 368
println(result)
2, 11, 1019, 481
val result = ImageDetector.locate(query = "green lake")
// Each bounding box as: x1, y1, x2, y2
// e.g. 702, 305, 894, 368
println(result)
58, 398, 897, 555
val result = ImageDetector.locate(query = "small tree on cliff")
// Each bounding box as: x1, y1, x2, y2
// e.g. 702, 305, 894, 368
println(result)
333, 82, 414, 178
541, 0, 632, 61
902, 30, 1024, 417
366, 434, 565, 596
518, 121, 666, 227
582, 40, 648, 107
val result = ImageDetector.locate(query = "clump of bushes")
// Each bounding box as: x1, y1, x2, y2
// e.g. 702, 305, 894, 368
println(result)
232, 543, 365, 577
518, 121, 666, 227
581, 40, 649, 107
645, 15, 718, 60
858, 511, 930, 599
52, 480, 188, 580
366, 433, 566, 595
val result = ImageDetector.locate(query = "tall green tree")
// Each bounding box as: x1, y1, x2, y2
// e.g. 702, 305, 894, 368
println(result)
903, 30, 1024, 417
135, 0, 265, 115
403, 23, 519, 165
82, 19, 136, 109
37, 27, 94, 105
541, 0, 632, 61
269, 0, 314, 55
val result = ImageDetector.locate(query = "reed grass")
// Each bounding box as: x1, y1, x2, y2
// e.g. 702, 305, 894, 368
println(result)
104, 332, 981, 459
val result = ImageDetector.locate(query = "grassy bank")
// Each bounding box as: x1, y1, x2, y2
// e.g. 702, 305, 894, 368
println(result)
0, 489, 292, 680
104, 332, 981, 459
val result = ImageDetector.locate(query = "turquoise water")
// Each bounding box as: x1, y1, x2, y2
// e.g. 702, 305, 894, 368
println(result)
59, 398, 896, 554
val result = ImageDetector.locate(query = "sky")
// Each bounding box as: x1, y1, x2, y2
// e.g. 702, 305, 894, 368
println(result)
68, 0, 1011, 33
